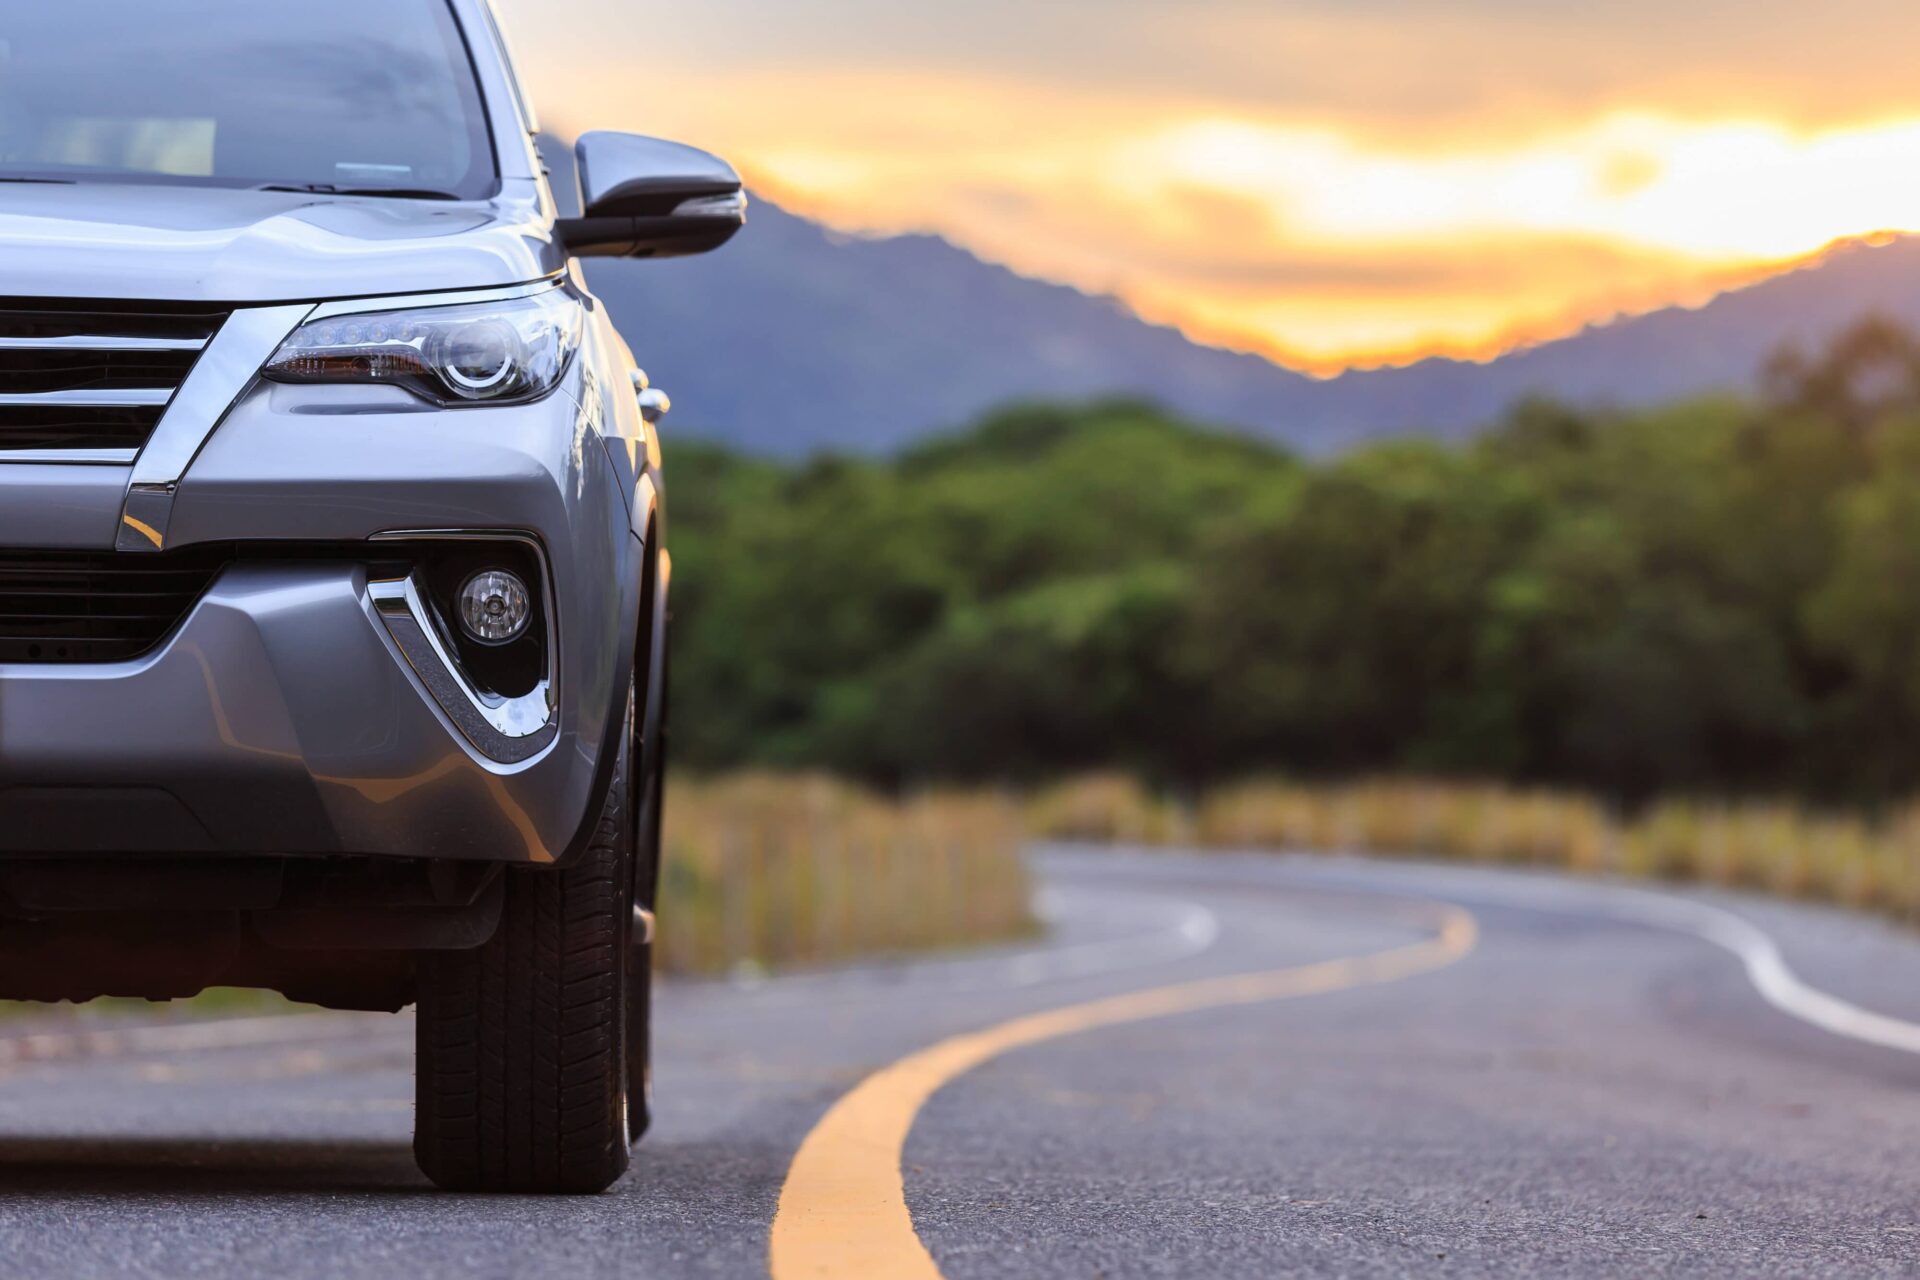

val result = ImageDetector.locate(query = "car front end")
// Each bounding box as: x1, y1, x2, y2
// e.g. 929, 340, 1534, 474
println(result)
0, 0, 742, 1192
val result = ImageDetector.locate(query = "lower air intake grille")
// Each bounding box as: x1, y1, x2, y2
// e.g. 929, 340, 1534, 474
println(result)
0, 299, 232, 456
0, 546, 233, 663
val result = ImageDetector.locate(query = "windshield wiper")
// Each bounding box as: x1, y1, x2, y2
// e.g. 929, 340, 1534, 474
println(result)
0, 175, 77, 184
255, 183, 462, 201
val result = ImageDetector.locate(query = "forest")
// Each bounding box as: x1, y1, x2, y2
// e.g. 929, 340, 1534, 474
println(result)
666, 317, 1920, 808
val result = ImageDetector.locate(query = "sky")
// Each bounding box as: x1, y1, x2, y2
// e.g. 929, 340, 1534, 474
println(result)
495, 0, 1920, 372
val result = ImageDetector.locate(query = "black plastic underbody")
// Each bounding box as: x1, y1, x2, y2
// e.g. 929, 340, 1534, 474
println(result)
0, 857, 502, 1010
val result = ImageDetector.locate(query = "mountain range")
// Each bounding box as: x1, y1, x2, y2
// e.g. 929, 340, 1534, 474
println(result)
572, 170, 1920, 457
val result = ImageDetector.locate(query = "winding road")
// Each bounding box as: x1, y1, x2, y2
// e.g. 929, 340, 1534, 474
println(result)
0, 847, 1916, 1277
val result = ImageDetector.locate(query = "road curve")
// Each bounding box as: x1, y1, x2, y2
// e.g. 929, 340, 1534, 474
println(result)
0, 848, 1916, 1277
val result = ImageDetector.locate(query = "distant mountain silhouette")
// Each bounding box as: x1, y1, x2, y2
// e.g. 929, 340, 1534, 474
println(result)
584, 198, 1325, 455
564, 146, 1920, 455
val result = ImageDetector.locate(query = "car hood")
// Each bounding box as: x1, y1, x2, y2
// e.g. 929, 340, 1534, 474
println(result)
0, 181, 564, 302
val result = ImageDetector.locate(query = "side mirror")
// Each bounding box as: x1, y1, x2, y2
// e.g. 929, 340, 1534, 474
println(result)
555, 132, 746, 260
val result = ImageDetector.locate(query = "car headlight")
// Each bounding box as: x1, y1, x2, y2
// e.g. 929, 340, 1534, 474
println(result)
262, 289, 583, 406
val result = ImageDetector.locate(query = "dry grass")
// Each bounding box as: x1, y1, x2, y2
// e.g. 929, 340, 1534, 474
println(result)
1027, 776, 1920, 923
657, 773, 1036, 975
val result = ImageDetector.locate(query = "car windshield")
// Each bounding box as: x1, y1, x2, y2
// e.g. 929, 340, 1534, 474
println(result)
0, 0, 496, 199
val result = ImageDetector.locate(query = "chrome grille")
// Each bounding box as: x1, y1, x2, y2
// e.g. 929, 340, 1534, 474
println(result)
0, 300, 232, 458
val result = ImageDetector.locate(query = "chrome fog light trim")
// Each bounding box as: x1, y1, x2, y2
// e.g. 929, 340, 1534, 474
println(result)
368, 530, 558, 765
372, 574, 556, 764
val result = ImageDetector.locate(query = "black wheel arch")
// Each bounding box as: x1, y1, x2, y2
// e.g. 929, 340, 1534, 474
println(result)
554, 510, 666, 872
631, 514, 669, 908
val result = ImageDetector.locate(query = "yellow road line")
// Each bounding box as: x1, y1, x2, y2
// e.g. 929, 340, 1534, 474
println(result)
769, 902, 1479, 1280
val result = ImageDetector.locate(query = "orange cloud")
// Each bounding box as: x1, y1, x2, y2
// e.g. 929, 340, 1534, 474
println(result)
501, 1, 1920, 370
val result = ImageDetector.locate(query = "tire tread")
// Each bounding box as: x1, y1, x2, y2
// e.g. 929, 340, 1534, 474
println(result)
414, 744, 632, 1194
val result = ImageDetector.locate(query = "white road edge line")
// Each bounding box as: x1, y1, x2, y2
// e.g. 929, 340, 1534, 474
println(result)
1589, 886, 1920, 1056
1044, 847, 1920, 1058
1264, 855, 1920, 1058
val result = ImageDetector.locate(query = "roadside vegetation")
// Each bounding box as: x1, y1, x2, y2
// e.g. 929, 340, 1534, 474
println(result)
656, 767, 1920, 971
670, 315, 1920, 812
644, 315, 1920, 946
1029, 774, 1920, 922
656, 775, 1034, 974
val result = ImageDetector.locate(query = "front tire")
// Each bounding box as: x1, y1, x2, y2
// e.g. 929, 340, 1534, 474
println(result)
413, 703, 636, 1194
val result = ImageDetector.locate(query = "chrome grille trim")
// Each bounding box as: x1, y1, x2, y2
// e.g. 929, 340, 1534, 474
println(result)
0, 388, 175, 407
0, 299, 232, 461
0, 335, 208, 352
114, 303, 313, 552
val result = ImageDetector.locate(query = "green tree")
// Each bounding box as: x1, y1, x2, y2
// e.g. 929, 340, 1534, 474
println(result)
661, 320, 1920, 806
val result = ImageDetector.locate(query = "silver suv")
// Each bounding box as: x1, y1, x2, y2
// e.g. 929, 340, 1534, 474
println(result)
0, 0, 741, 1192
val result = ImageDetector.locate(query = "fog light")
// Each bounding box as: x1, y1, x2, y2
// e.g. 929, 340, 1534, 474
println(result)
457, 569, 532, 645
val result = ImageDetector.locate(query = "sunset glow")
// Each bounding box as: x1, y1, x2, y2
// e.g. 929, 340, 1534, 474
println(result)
498, 0, 1920, 371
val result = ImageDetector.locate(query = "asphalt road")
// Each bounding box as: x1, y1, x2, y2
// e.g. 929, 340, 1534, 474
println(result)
0, 847, 1917, 1278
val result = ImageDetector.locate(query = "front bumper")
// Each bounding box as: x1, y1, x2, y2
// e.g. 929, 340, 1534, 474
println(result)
0, 375, 641, 866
